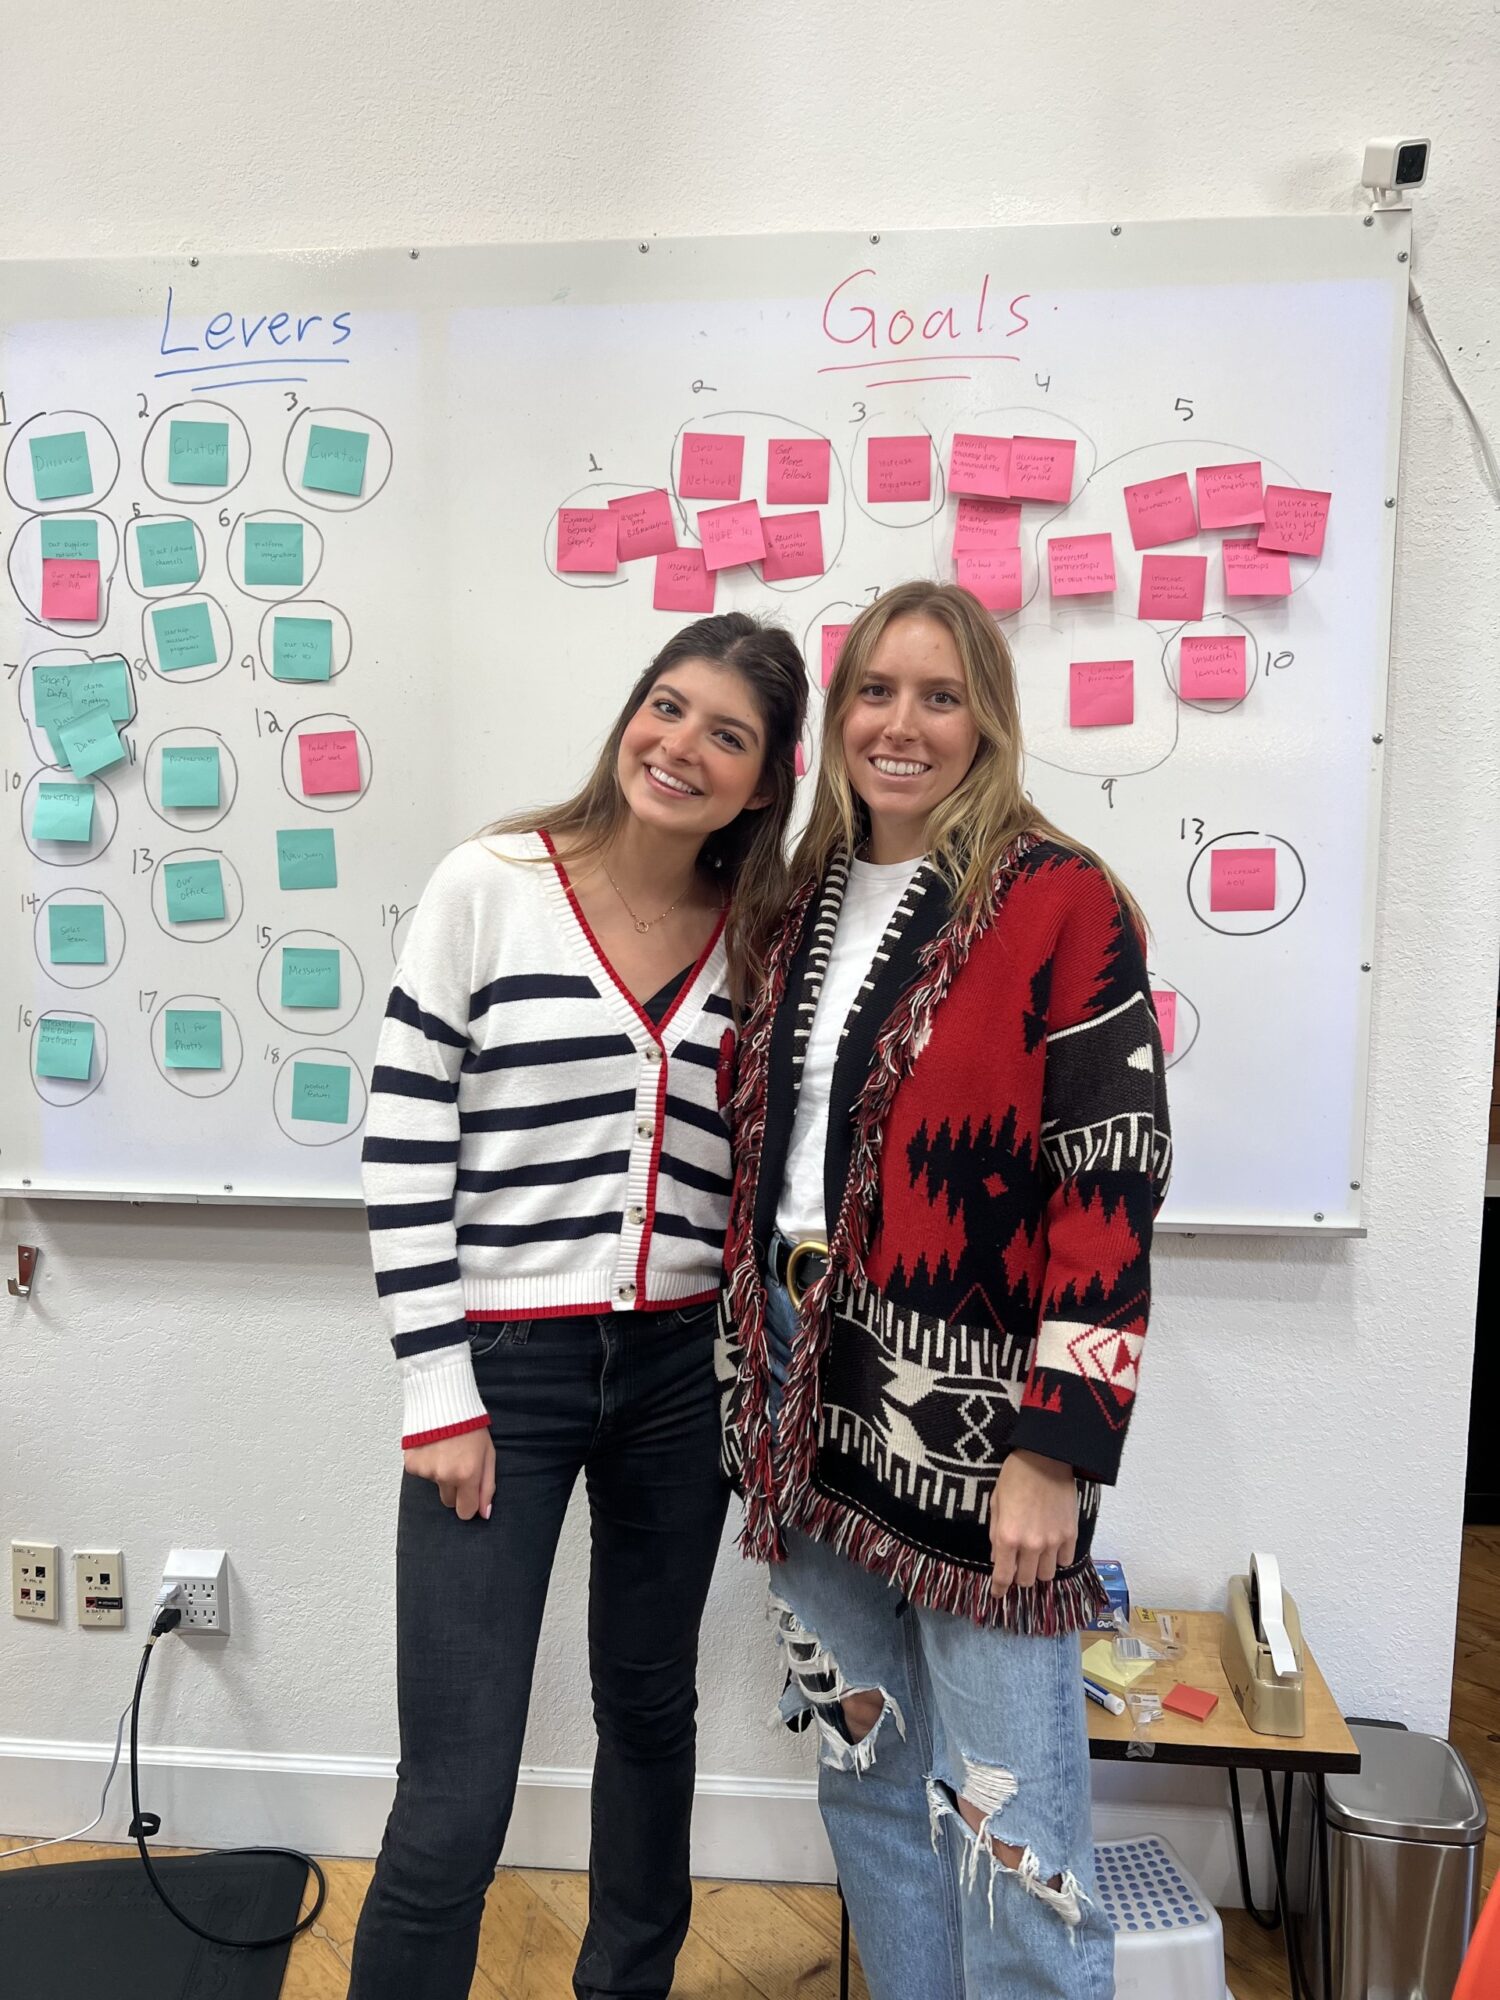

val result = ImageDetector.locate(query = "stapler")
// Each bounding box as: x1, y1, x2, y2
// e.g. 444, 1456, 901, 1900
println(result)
1220, 1553, 1305, 1736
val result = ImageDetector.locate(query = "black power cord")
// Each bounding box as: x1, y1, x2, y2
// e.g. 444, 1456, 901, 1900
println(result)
126, 1604, 328, 1951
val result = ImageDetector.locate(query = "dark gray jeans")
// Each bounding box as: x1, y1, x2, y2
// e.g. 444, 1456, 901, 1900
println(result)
348, 1300, 729, 2000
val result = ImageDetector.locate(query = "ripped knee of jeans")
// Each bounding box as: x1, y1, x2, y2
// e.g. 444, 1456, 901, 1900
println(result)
926, 1768, 1090, 1930
770, 1595, 905, 1776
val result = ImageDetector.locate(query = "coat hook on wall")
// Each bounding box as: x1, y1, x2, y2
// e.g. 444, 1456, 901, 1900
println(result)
8, 1245, 39, 1298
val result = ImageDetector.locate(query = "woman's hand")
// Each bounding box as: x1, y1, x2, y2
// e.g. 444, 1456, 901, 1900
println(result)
404, 1429, 496, 1521
988, 1449, 1077, 1594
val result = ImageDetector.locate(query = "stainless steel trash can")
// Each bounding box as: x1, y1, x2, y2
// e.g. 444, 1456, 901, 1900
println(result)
1300, 1722, 1487, 2000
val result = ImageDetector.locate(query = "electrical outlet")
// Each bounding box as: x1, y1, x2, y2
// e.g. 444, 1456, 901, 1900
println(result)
74, 1548, 125, 1629
12, 1541, 60, 1622
162, 1547, 230, 1635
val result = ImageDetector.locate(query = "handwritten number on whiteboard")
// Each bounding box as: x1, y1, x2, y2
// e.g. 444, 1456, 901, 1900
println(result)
690, 380, 717, 394
1266, 650, 1294, 676
218, 508, 230, 528
0, 390, 8, 425
284, 391, 298, 412
1101, 779, 1117, 809
131, 501, 142, 518
588, 453, 601, 473
1180, 817, 1205, 845
138, 393, 150, 419
1174, 397, 1194, 422
851, 401, 867, 423
256, 925, 272, 950
1035, 373, 1052, 392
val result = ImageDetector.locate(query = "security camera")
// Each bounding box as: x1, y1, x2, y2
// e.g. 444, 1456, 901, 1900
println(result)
1362, 137, 1429, 199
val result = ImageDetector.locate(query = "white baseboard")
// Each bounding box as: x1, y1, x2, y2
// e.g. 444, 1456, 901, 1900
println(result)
0, 1736, 1276, 1906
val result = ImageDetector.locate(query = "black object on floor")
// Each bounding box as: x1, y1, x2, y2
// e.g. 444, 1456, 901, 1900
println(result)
0, 1850, 309, 1999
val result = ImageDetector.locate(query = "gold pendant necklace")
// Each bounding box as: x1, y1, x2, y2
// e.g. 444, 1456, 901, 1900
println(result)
603, 865, 684, 934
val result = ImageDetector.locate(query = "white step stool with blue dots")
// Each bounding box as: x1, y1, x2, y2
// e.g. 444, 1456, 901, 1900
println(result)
1095, 1834, 1231, 2000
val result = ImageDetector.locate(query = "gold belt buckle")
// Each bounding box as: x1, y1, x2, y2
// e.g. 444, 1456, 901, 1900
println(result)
785, 1239, 829, 1309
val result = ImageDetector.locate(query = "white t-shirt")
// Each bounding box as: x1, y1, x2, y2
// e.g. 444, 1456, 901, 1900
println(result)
776, 855, 923, 1244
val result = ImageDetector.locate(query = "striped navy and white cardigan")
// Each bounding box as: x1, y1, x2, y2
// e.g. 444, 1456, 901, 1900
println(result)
362, 831, 738, 1446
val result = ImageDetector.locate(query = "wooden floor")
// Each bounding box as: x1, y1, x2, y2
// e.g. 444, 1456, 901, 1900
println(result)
6, 1526, 1496, 1998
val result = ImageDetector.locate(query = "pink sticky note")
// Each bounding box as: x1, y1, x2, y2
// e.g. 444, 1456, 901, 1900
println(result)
957, 548, 1023, 613
652, 548, 716, 613
1138, 554, 1207, 621
679, 433, 744, 501
953, 497, 1022, 552
947, 433, 1011, 499
1008, 435, 1076, 504
1223, 539, 1291, 597
698, 500, 765, 572
795, 743, 808, 779
1152, 989, 1178, 1054
1069, 659, 1134, 728
766, 437, 830, 505
760, 510, 825, 581
556, 508, 618, 574
1179, 634, 1247, 699
298, 729, 361, 796
1210, 846, 1276, 913
608, 489, 676, 561
1048, 533, 1116, 596
821, 623, 851, 687
867, 436, 932, 503
1124, 472, 1198, 550
1196, 462, 1265, 529
1259, 485, 1331, 558
40, 557, 100, 620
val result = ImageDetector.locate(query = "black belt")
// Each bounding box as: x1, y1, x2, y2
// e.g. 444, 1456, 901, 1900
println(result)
768, 1231, 829, 1303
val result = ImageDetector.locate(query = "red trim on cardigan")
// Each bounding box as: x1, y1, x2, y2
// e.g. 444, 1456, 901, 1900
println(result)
465, 1286, 719, 1322
634, 1057, 671, 1299
402, 1414, 490, 1450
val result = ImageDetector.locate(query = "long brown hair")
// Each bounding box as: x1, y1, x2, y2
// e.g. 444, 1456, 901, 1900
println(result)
796, 581, 1146, 933
482, 613, 808, 1004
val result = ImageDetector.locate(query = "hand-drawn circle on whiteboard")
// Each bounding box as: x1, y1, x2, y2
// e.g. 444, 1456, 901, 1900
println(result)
34, 887, 126, 990
845, 411, 944, 530
15, 646, 141, 770
542, 481, 649, 592
255, 599, 352, 685
143, 726, 239, 832
272, 1047, 368, 1147
390, 906, 415, 965
122, 512, 210, 602
20, 767, 121, 868
800, 599, 861, 701
1186, 830, 1307, 937
5, 509, 121, 638
3, 409, 121, 513
255, 927, 366, 1037
281, 408, 392, 514
140, 400, 250, 504
147, 846, 244, 943
227, 508, 325, 603
140, 593, 233, 685
28, 1009, 107, 1106
929, 407, 1100, 598
279, 713, 372, 814
1007, 616, 1180, 779
1160, 616, 1259, 716
149, 992, 245, 1100
662, 414, 851, 593
1145, 974, 1201, 1073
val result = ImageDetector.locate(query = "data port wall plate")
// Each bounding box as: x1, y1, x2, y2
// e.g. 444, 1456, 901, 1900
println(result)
12, 1540, 60, 1622
162, 1547, 229, 1634
74, 1547, 125, 1628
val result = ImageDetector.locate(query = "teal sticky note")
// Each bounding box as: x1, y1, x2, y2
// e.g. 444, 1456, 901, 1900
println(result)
161, 745, 221, 809
48, 901, 106, 965
291, 1059, 350, 1124
164, 1008, 223, 1070
136, 519, 200, 587
276, 826, 337, 890
33, 781, 95, 843
41, 518, 99, 562
303, 424, 368, 497
151, 601, 217, 672
36, 1015, 94, 1081
282, 946, 340, 1008
168, 419, 230, 487
30, 431, 93, 501
56, 705, 126, 778
272, 615, 333, 682
163, 857, 226, 924
245, 521, 305, 586
33, 657, 133, 732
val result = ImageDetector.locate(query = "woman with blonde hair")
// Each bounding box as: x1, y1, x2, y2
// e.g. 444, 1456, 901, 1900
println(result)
717, 581, 1170, 1997
351, 612, 807, 2000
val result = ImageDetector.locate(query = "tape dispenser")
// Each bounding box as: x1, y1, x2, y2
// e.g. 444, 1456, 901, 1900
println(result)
1220, 1552, 1305, 1737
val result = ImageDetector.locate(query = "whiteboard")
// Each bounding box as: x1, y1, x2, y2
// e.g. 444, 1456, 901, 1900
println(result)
0, 215, 1409, 1227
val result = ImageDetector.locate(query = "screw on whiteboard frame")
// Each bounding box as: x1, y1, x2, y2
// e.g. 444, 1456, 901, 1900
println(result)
638, 242, 650, 254
1361, 962, 1372, 972
1110, 225, 1122, 236
1385, 497, 1396, 508
410, 249, 420, 260
1398, 250, 1409, 263
1363, 214, 1375, 227
1350, 1181, 1361, 1190
1313, 1212, 1325, 1223
223, 1184, 233, 1193
1373, 733, 1384, 743
189, 257, 199, 268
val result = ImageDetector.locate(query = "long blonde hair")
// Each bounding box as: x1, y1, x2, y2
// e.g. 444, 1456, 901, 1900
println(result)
481, 613, 808, 1007
795, 581, 1146, 935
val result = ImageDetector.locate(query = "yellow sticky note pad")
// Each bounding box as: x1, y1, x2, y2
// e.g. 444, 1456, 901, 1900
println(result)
1081, 1641, 1155, 1694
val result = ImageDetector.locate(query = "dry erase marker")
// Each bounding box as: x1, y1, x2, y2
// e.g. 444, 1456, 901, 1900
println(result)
1082, 1675, 1126, 1716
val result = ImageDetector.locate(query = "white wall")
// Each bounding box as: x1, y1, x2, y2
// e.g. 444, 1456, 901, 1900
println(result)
3, 0, 1498, 1882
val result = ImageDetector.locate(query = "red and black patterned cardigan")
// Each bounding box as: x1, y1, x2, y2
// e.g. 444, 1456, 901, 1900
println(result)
716, 838, 1172, 1633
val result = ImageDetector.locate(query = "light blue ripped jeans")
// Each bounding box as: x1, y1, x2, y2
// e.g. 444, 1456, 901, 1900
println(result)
764, 1262, 1115, 2000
